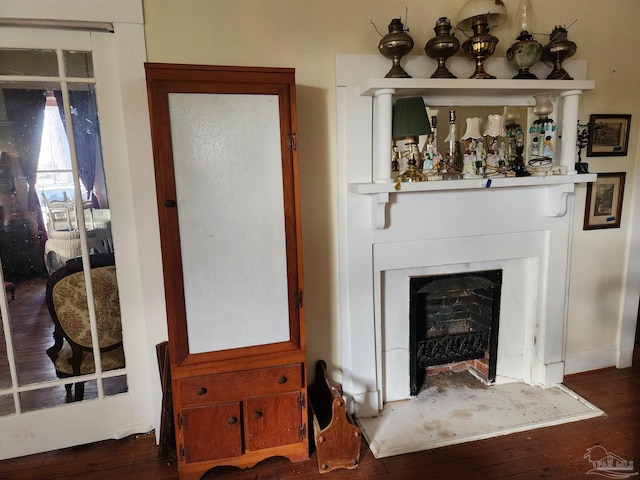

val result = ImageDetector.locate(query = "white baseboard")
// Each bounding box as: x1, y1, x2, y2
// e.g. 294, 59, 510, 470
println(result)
617, 348, 634, 369
564, 348, 617, 375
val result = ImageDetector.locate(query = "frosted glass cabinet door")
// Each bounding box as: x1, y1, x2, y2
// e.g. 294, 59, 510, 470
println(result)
169, 92, 289, 354
146, 64, 303, 365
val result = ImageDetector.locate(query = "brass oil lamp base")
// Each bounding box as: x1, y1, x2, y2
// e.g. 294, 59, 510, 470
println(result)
379, 18, 414, 78
542, 26, 576, 80
424, 17, 460, 79
462, 17, 499, 79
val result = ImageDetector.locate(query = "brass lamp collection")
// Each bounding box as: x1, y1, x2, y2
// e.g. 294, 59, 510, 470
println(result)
378, 0, 577, 81
379, 0, 578, 183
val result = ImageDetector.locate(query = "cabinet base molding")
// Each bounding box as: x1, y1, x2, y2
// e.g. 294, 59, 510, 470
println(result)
177, 442, 309, 480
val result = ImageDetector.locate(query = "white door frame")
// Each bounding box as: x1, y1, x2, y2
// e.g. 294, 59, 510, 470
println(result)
0, 0, 167, 459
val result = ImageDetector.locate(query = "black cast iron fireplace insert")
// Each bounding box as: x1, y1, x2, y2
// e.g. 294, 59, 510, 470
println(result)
409, 270, 502, 396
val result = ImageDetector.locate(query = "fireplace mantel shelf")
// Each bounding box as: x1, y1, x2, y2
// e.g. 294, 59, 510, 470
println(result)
350, 173, 597, 229
359, 78, 595, 105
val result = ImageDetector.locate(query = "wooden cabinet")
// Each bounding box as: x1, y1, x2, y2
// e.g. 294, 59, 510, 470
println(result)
145, 64, 308, 479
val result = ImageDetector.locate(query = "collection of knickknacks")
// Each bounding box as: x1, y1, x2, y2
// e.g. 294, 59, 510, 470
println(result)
391, 97, 561, 183
381, 0, 576, 183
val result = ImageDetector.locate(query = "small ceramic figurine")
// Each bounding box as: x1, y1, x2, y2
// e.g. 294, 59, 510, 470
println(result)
543, 135, 553, 158
486, 139, 500, 173
530, 136, 539, 157
422, 138, 440, 173
498, 141, 507, 167
462, 139, 476, 176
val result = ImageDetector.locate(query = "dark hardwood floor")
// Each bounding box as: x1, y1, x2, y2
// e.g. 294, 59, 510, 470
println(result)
0, 352, 639, 479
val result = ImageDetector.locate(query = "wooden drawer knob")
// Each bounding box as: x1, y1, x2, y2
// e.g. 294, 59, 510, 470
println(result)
227, 417, 237, 425
196, 387, 207, 395
278, 376, 287, 384
253, 411, 263, 419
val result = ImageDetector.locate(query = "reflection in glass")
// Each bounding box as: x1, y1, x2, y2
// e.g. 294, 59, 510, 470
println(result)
102, 374, 128, 397
0, 49, 58, 77
63, 51, 94, 78
20, 385, 69, 412
0, 80, 123, 404
0, 322, 10, 390
0, 394, 15, 416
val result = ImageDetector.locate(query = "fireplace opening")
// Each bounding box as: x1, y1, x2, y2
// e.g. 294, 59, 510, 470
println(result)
409, 270, 502, 396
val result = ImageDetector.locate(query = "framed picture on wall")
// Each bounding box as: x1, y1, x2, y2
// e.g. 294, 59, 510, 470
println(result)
583, 172, 626, 230
587, 114, 631, 157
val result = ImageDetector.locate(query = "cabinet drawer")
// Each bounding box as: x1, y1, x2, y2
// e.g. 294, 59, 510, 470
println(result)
179, 363, 303, 406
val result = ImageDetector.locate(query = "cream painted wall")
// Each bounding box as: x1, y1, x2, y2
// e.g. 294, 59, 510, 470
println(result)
142, 0, 640, 376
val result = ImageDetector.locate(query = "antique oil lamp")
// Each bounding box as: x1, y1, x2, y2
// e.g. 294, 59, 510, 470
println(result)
542, 26, 577, 80
424, 17, 460, 79
378, 18, 414, 78
506, 0, 542, 79
456, 0, 508, 79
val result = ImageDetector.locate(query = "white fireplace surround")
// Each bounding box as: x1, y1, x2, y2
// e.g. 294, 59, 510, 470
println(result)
336, 54, 596, 418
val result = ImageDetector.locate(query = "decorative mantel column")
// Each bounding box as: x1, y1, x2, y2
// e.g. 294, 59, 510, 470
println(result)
373, 88, 395, 183
559, 90, 582, 175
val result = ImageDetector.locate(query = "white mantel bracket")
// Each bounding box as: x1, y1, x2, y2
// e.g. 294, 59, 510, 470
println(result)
547, 183, 575, 217
374, 192, 389, 230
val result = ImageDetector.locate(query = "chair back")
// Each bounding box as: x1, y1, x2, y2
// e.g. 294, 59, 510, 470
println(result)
46, 253, 121, 352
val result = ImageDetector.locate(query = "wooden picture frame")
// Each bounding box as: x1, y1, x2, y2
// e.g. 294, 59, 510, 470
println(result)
587, 114, 631, 157
583, 172, 626, 230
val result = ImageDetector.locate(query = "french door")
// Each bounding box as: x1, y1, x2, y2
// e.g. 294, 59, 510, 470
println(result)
0, 25, 151, 459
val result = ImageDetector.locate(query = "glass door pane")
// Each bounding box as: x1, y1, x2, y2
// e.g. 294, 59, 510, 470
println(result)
0, 49, 125, 412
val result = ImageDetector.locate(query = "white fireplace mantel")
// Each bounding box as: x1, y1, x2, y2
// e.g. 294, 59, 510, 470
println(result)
336, 53, 596, 418
351, 176, 595, 229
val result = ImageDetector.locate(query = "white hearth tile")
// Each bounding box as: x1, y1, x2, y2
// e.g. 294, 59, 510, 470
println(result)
356, 375, 604, 459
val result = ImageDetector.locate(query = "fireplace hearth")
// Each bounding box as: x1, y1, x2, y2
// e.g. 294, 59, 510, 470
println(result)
409, 270, 502, 395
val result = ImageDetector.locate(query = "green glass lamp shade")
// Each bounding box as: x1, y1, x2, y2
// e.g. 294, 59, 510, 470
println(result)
392, 97, 431, 140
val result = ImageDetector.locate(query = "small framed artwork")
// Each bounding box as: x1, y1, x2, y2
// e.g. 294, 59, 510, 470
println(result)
587, 114, 631, 157
583, 172, 626, 230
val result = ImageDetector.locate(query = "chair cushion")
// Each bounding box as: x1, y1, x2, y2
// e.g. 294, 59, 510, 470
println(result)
51, 265, 122, 349
53, 339, 125, 375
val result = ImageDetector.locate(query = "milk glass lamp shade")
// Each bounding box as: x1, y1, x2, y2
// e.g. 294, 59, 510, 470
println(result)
456, 0, 508, 79
484, 114, 506, 137
392, 97, 431, 141
462, 117, 483, 140
456, 0, 508, 32
533, 94, 553, 117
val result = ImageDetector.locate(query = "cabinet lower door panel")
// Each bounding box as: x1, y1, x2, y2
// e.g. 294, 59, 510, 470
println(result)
245, 392, 302, 451
182, 403, 242, 462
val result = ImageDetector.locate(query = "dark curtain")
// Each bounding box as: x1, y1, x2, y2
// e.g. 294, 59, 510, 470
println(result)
53, 90, 100, 207
3, 89, 48, 276
3, 89, 46, 215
